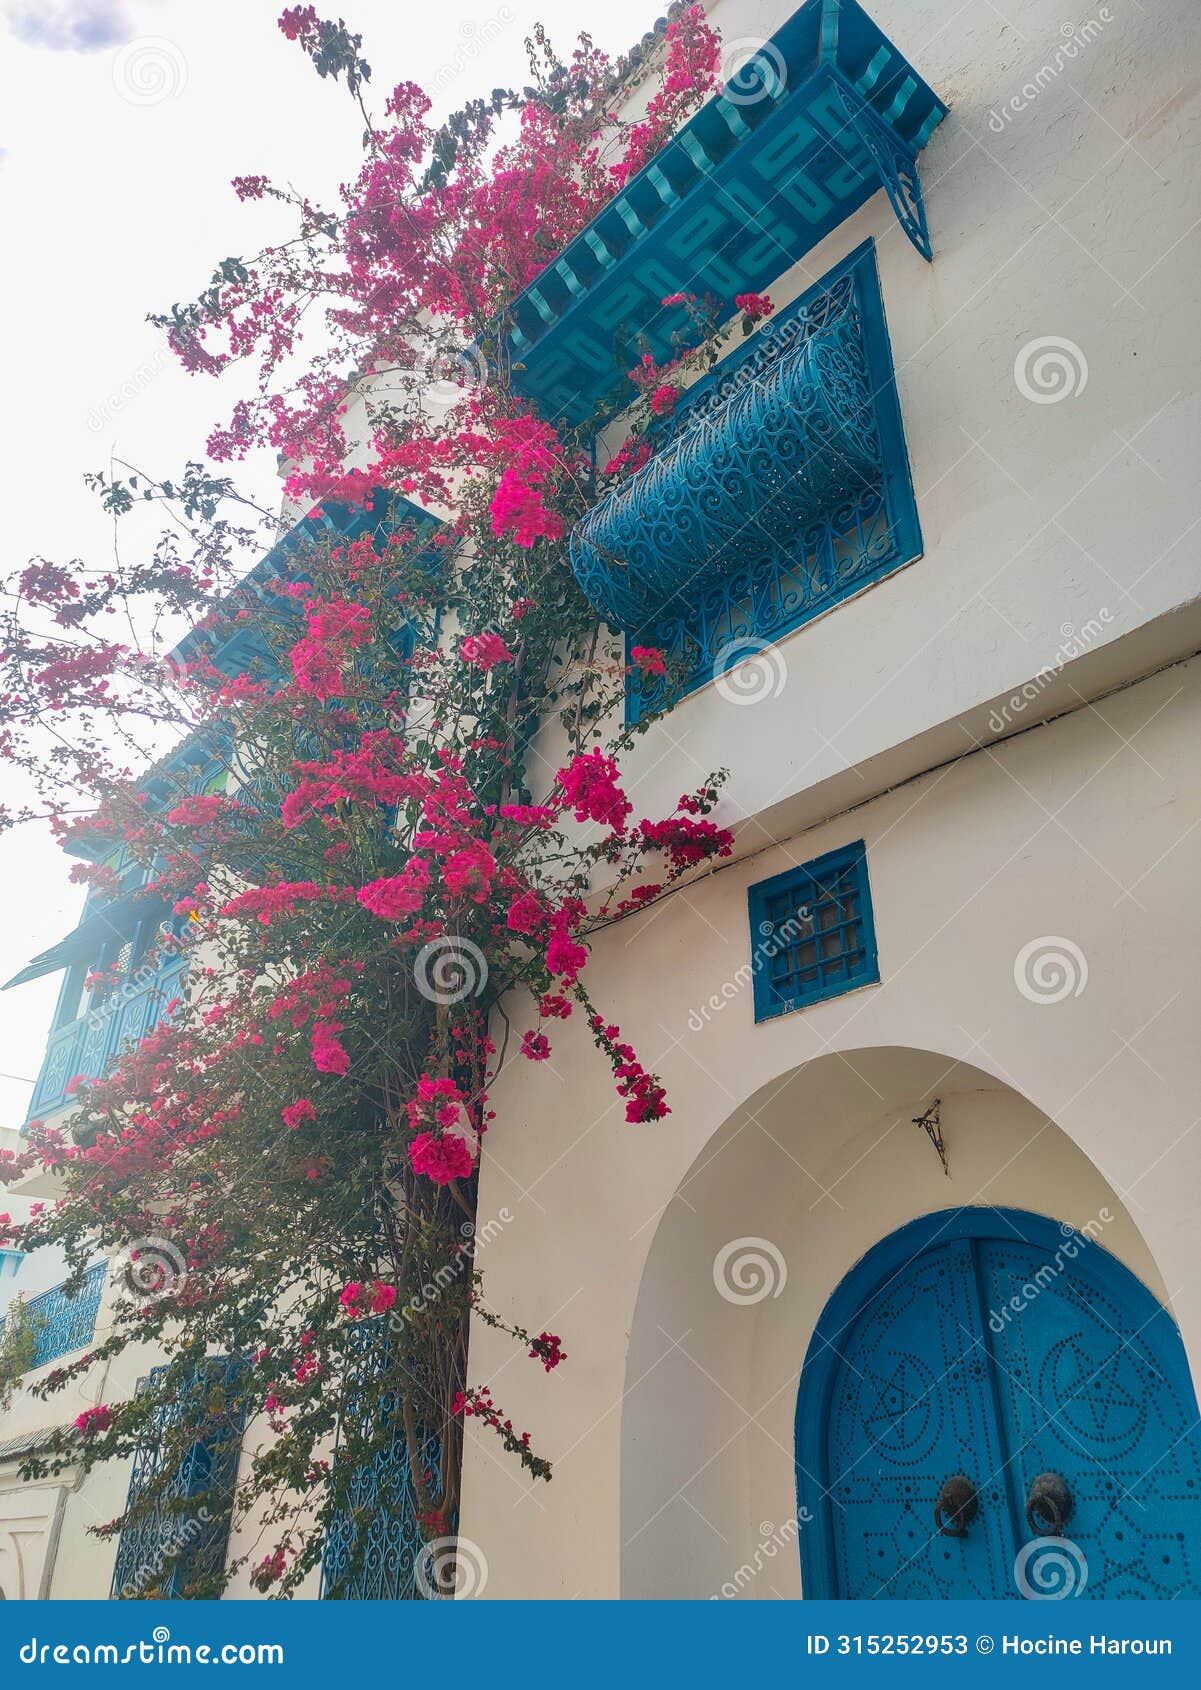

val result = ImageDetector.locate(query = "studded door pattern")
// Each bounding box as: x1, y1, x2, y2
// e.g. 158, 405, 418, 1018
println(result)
981, 1241, 1201, 1599
825, 1240, 1017, 1598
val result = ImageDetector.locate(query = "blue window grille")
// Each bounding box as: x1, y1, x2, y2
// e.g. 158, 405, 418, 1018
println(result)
0, 1263, 106, 1368
110, 1358, 246, 1600
320, 1322, 441, 1601
569, 243, 922, 723
748, 840, 879, 1022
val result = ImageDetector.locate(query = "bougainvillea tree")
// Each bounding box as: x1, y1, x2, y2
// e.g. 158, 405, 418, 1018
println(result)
0, 5, 760, 1596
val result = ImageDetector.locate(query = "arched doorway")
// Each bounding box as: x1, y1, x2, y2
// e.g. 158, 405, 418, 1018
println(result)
796, 1208, 1201, 1599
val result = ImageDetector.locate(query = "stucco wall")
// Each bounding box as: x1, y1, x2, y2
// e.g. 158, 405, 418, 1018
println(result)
612, 0, 1201, 841
463, 652, 1201, 1596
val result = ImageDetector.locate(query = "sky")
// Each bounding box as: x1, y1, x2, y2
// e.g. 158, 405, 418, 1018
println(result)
0, 0, 661, 1127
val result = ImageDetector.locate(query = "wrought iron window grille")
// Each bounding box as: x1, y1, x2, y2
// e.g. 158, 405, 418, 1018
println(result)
110, 1357, 247, 1600
320, 1319, 442, 1601
568, 241, 921, 722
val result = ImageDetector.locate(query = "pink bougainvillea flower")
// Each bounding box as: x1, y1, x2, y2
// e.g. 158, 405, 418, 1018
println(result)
521, 1030, 552, 1061
557, 748, 631, 831
459, 632, 514, 671
357, 858, 430, 920
409, 1130, 474, 1186
281, 1098, 317, 1130
75, 1406, 114, 1437
311, 1022, 350, 1075
630, 645, 667, 677
506, 891, 544, 935
734, 291, 775, 320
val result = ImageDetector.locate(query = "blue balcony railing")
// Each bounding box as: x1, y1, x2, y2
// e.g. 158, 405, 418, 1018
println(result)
25, 953, 188, 1124
571, 242, 922, 720
0, 1263, 105, 1369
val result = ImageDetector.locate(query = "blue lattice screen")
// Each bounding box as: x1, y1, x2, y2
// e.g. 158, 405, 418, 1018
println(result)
749, 840, 879, 1021
568, 244, 922, 722
110, 1358, 246, 1600
320, 1322, 441, 1601
0, 1263, 106, 1369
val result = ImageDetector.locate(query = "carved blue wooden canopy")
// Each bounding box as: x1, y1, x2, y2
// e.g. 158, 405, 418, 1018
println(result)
507, 0, 946, 427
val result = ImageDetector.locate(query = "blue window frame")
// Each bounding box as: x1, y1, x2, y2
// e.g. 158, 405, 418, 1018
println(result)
110, 1358, 246, 1600
568, 242, 923, 724
748, 840, 879, 1022
320, 1320, 441, 1601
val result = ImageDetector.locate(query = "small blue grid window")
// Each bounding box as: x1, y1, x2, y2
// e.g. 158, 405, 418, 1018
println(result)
749, 841, 879, 1023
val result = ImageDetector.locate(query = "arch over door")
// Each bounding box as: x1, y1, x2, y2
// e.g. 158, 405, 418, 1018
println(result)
795, 1209, 1201, 1600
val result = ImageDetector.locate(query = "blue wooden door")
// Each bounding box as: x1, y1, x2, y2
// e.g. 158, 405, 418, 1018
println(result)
982, 1237, 1201, 1599
798, 1210, 1201, 1599
822, 1238, 1018, 1597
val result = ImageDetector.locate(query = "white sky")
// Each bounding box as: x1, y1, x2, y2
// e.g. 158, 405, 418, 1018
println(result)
0, 0, 660, 1127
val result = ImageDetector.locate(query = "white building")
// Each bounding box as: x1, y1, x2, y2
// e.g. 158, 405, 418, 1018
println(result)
3, 0, 1201, 1602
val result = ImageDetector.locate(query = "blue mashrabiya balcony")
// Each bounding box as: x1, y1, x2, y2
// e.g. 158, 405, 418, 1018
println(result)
571, 240, 922, 722
0, 1262, 106, 1369
169, 489, 442, 684
506, 0, 946, 428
